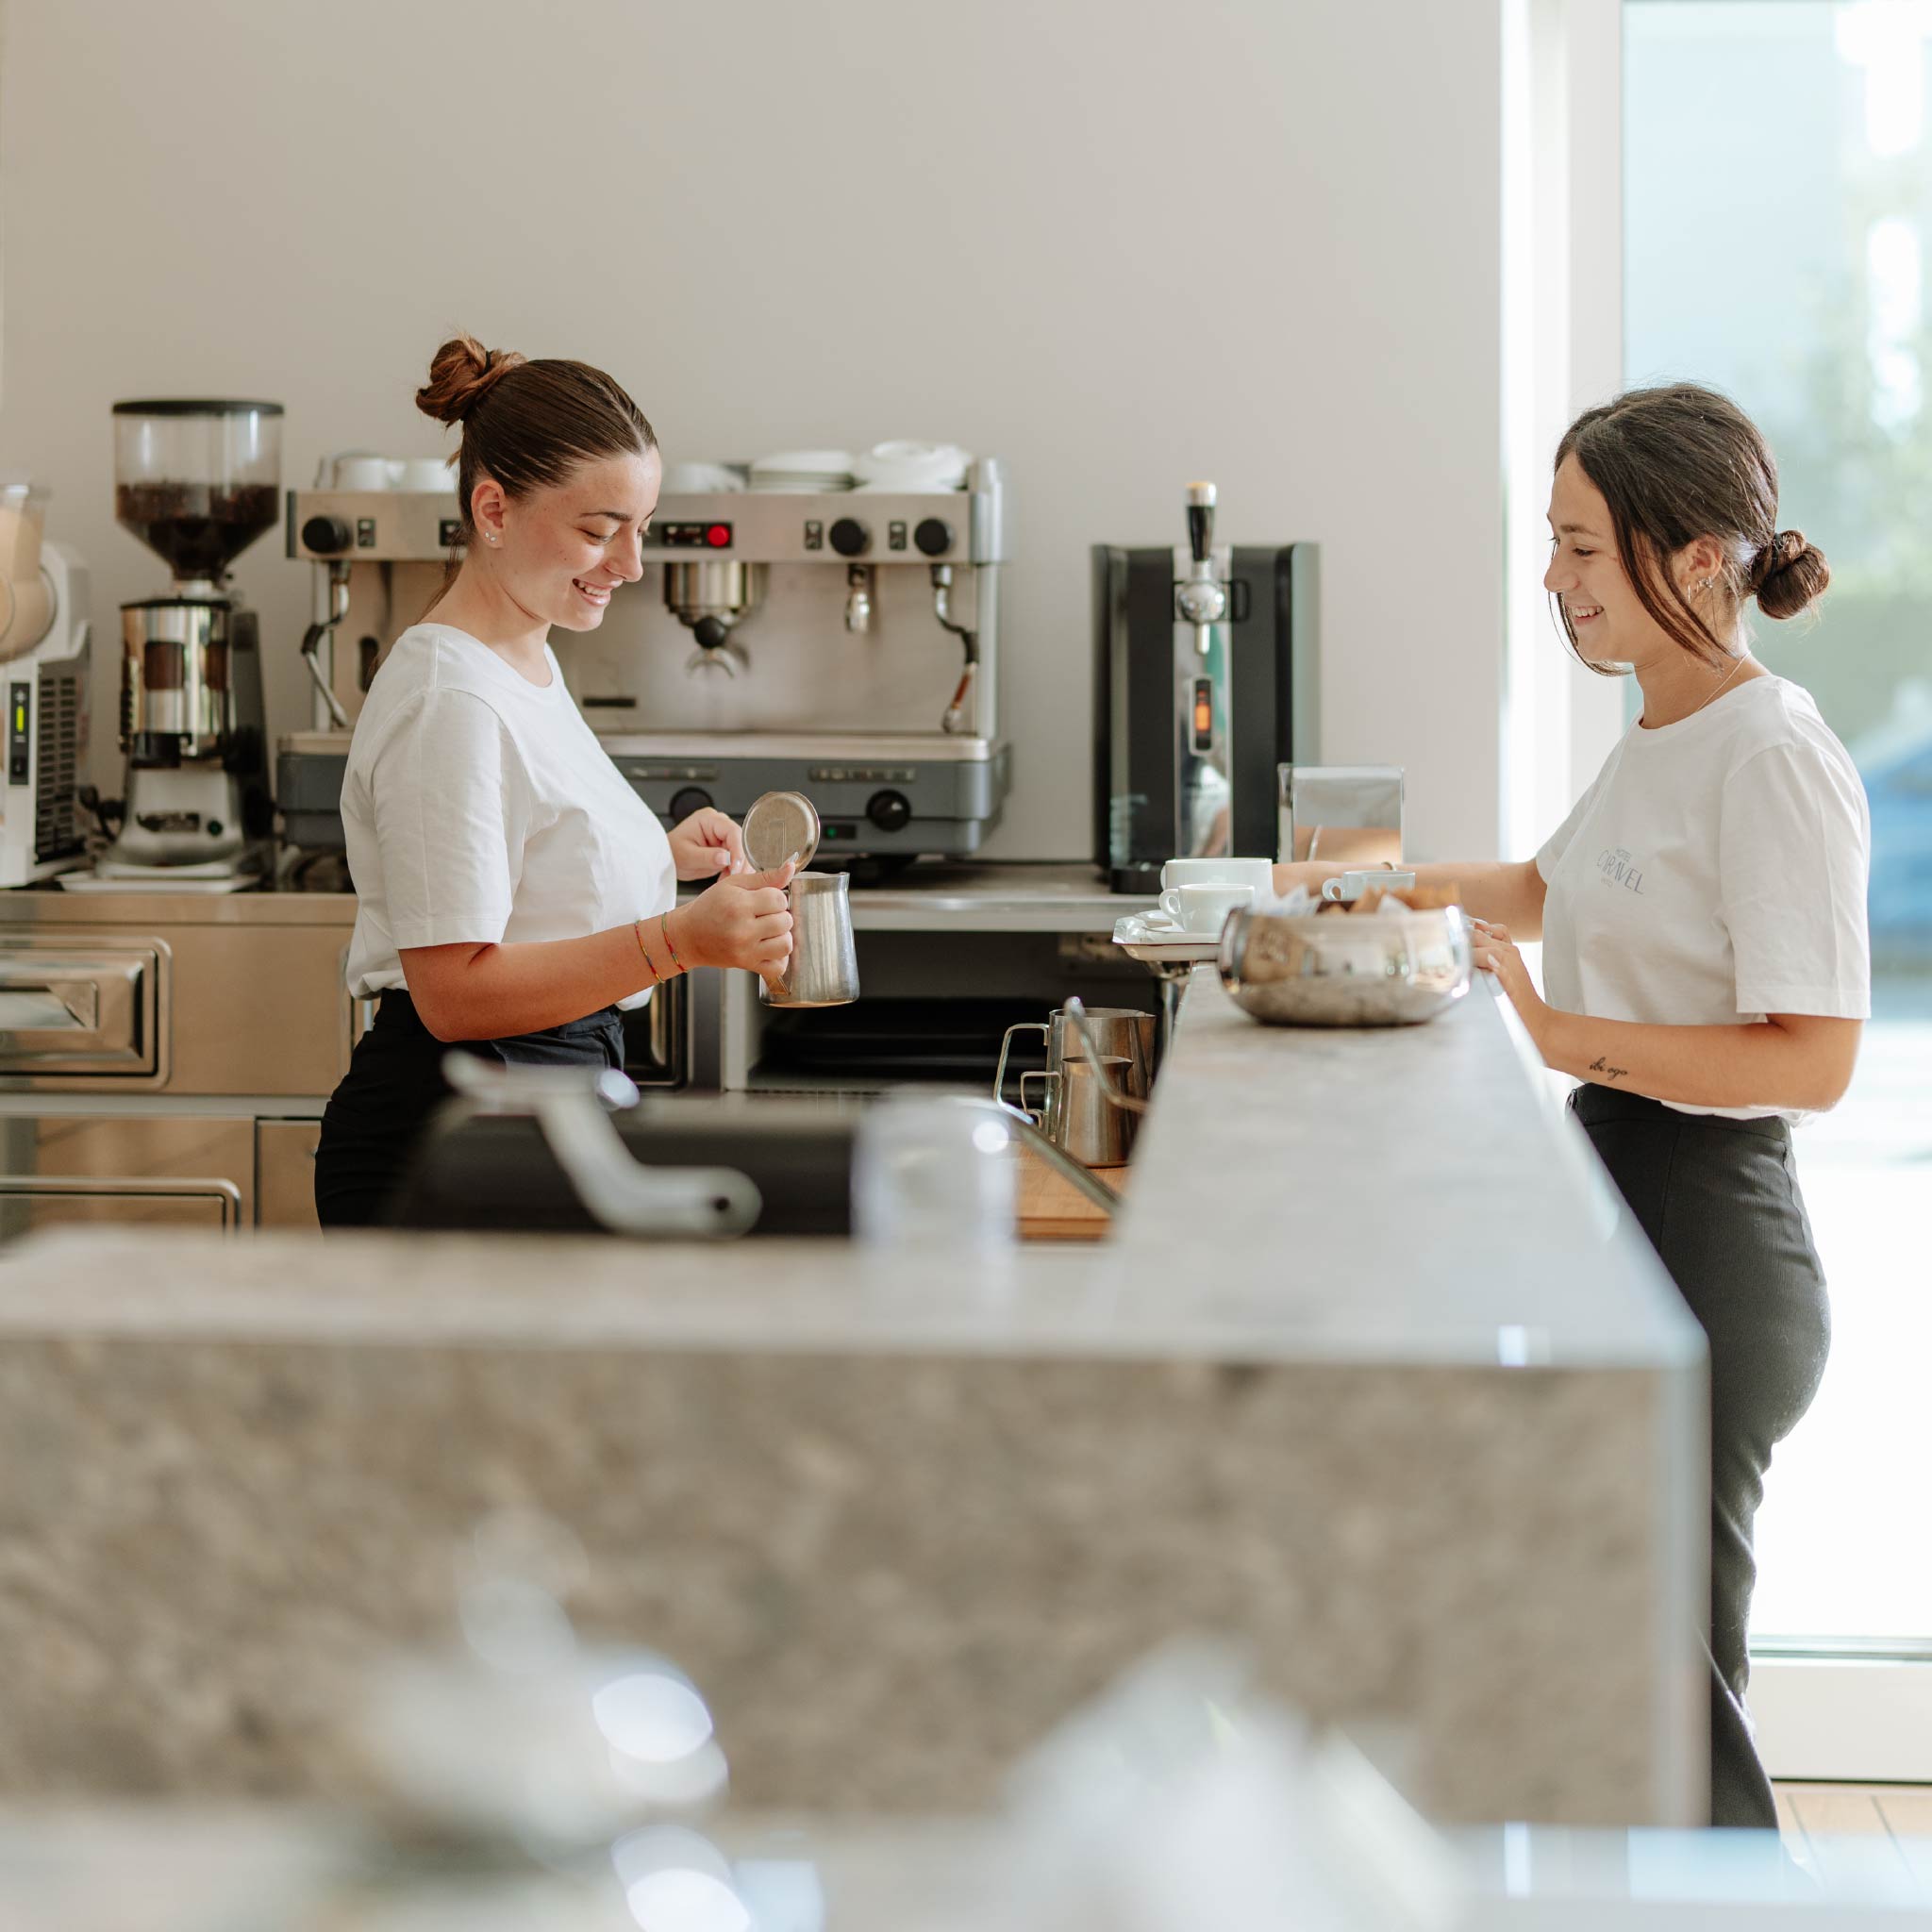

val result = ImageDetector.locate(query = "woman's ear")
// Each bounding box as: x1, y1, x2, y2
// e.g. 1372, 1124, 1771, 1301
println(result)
1674, 533, 1726, 592
471, 477, 508, 548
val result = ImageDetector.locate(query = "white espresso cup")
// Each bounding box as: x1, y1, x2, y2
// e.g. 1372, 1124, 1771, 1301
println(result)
331, 454, 392, 491
1160, 881, 1256, 932
1159, 856, 1274, 897
399, 457, 459, 492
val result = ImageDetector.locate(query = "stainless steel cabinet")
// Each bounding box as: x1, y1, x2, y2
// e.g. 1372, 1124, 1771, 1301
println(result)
256, 1119, 321, 1230
0, 896, 355, 1236
0, 1114, 251, 1241
0, 939, 163, 1080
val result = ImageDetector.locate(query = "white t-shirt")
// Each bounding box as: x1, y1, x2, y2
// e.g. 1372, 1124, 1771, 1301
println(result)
341, 624, 675, 1008
1536, 675, 1870, 1121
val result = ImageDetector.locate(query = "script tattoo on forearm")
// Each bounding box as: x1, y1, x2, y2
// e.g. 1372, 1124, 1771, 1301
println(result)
1587, 1054, 1628, 1084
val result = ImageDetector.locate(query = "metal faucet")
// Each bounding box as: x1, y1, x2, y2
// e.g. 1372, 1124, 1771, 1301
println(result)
1174, 480, 1227, 658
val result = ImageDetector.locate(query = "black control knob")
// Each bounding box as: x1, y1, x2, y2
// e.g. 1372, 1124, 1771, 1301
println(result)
691, 616, 731, 652
913, 517, 953, 558
667, 786, 715, 824
866, 789, 912, 834
827, 517, 871, 558
301, 514, 353, 555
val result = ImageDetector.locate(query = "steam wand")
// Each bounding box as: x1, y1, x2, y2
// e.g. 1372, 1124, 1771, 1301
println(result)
931, 563, 979, 736
301, 560, 351, 728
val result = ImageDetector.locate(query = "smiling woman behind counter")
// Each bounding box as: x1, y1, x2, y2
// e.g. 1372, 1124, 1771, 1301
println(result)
1278, 383, 1871, 1829
314, 335, 795, 1229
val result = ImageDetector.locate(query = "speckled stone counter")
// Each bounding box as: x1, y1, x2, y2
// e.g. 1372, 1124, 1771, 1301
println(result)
0, 974, 1708, 1824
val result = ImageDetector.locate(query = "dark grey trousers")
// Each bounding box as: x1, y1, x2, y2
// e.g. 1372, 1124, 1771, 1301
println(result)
1572, 1085, 1831, 1829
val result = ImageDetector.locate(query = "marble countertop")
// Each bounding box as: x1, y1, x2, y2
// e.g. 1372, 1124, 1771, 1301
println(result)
0, 971, 1703, 1371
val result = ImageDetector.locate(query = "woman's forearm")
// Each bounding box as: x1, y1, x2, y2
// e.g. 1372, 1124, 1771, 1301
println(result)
400, 914, 683, 1041
1272, 857, 1547, 937
1535, 1008, 1856, 1113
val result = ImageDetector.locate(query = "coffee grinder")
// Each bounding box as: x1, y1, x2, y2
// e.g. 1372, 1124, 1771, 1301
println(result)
1093, 484, 1321, 894
100, 399, 278, 877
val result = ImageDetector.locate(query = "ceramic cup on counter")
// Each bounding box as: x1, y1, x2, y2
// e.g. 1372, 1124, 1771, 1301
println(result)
1159, 855, 1274, 893
1159, 881, 1257, 933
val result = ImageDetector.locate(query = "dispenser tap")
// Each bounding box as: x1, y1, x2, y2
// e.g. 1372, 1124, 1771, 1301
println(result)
843, 564, 874, 634
1174, 480, 1227, 658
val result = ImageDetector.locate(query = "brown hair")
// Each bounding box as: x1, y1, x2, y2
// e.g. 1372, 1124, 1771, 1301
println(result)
416, 333, 658, 547
1553, 383, 1829, 674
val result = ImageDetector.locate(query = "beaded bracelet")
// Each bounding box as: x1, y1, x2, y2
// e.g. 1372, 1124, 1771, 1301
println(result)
659, 909, 685, 974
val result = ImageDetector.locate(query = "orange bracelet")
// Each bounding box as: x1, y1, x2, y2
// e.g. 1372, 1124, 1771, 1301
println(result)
633, 919, 660, 985
659, 909, 685, 974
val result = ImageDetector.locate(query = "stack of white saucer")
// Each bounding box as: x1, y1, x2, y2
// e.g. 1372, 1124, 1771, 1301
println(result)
852, 441, 972, 491
748, 450, 856, 492
320, 453, 458, 492
660, 461, 747, 493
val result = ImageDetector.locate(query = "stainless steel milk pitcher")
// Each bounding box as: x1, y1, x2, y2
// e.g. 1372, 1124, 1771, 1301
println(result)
759, 870, 859, 1008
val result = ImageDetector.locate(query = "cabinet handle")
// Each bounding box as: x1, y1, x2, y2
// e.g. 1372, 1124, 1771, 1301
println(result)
0, 1174, 243, 1230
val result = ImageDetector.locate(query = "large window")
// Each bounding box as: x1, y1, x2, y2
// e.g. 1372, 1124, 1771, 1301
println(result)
1627, 2, 1932, 1649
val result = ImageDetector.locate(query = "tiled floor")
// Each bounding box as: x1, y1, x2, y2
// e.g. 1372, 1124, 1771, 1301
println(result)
1775, 1782, 1932, 1889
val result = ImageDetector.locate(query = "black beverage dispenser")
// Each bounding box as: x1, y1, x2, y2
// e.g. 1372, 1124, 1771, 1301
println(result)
1092, 483, 1319, 895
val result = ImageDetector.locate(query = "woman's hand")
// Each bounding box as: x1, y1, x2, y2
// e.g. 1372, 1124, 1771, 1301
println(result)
1471, 918, 1551, 1049
667, 808, 748, 881
1270, 860, 1331, 898
667, 861, 795, 976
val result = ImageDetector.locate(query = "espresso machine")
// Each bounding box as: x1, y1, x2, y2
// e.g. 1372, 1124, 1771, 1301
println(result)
1093, 485, 1320, 894
279, 457, 1010, 869
0, 480, 91, 887
566, 457, 1010, 866
99, 400, 277, 878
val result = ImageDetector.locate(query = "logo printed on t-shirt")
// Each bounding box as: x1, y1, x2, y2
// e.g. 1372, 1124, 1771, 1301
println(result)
1594, 845, 1645, 893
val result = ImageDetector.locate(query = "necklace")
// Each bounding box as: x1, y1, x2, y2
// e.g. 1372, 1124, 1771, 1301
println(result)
1683, 651, 1750, 722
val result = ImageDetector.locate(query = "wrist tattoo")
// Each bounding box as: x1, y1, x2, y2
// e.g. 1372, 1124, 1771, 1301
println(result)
1587, 1055, 1628, 1084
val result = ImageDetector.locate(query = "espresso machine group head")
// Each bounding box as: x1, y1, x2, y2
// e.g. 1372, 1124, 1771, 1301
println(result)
664, 555, 766, 677
566, 458, 1010, 867
1094, 484, 1320, 895
100, 398, 278, 877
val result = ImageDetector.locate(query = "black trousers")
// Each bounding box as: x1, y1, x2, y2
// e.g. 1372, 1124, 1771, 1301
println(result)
314, 990, 624, 1229
1572, 1085, 1830, 1829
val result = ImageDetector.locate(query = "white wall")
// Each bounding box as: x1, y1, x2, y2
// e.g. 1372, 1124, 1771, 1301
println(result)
0, 0, 1506, 863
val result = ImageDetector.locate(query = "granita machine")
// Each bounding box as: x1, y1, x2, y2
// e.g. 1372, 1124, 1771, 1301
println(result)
99, 399, 278, 879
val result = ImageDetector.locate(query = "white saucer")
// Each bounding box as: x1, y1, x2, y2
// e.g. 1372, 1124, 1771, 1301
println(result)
1112, 912, 1222, 964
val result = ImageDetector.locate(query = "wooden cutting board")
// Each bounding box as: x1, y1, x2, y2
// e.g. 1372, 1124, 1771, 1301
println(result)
1014, 1141, 1129, 1241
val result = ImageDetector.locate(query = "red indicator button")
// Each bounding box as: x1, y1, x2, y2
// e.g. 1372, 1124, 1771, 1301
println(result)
705, 524, 732, 548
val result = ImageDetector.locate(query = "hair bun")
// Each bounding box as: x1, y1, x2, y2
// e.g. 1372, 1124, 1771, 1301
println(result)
1754, 527, 1830, 621
415, 334, 527, 425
